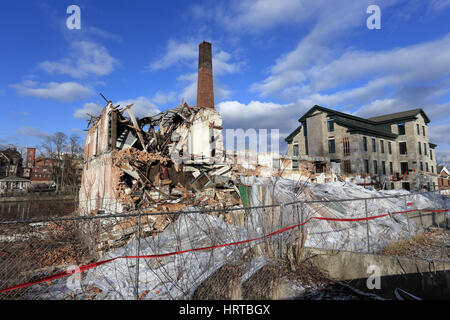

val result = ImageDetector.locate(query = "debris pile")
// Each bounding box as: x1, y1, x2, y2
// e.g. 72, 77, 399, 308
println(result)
83, 97, 241, 215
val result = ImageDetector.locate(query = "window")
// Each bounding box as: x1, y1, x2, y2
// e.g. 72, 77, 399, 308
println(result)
292, 160, 298, 170
373, 160, 378, 174
327, 119, 335, 132
431, 166, 434, 173
388, 141, 392, 154
418, 142, 421, 155
389, 162, 393, 174
315, 162, 326, 173
293, 144, 299, 157
343, 137, 350, 156
364, 160, 369, 174
400, 162, 409, 175
343, 160, 351, 173
399, 142, 407, 155
372, 138, 376, 152
273, 159, 280, 170
422, 126, 425, 136
391, 183, 394, 190
420, 162, 423, 171
417, 124, 420, 135
305, 138, 309, 155
363, 137, 368, 151
426, 162, 429, 172
430, 149, 433, 160
382, 161, 386, 175
398, 123, 405, 135
424, 143, 427, 156
380, 140, 385, 154
328, 139, 335, 153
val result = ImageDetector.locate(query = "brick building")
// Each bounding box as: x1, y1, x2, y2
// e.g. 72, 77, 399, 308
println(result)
437, 166, 449, 191
24, 147, 57, 184
286, 106, 438, 190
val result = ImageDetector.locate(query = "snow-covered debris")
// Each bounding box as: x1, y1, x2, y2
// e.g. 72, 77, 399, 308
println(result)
239, 177, 449, 253
24, 179, 448, 299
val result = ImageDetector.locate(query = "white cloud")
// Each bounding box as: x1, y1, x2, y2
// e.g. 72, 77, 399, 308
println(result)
74, 97, 161, 120
85, 27, 123, 43
306, 36, 450, 94
436, 149, 450, 166
11, 80, 94, 102
149, 39, 242, 73
429, 0, 450, 11
74, 102, 103, 120
39, 41, 118, 79
152, 91, 178, 105
177, 72, 232, 106
353, 99, 404, 118
251, 32, 450, 127
428, 119, 450, 145
148, 39, 242, 105
14, 126, 51, 140
213, 50, 242, 75
247, 1, 414, 100
177, 73, 198, 105
231, 0, 308, 31
149, 39, 198, 71
217, 100, 309, 136
115, 96, 161, 119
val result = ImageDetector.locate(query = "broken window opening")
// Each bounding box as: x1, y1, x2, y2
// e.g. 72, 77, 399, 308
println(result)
343, 137, 350, 156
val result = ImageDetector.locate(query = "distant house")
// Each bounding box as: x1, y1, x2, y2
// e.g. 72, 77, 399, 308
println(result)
437, 166, 450, 191
0, 148, 23, 179
0, 176, 31, 193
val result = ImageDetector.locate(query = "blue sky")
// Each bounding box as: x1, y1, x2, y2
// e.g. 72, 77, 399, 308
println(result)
1, 0, 450, 161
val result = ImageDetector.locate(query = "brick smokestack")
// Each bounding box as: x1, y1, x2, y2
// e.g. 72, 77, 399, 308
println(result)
196, 41, 214, 109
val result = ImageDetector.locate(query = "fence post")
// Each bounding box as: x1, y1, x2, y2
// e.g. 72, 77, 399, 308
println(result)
279, 203, 284, 259
134, 213, 141, 300
364, 199, 370, 253
404, 196, 411, 235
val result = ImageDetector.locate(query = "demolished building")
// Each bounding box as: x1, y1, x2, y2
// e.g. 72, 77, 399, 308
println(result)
78, 41, 342, 253
79, 41, 238, 220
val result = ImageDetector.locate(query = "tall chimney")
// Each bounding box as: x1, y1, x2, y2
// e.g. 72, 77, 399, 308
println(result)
196, 41, 214, 109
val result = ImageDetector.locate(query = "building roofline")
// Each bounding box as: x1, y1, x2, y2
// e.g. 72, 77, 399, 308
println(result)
0, 176, 31, 182
367, 108, 430, 124
298, 105, 378, 125
285, 125, 302, 143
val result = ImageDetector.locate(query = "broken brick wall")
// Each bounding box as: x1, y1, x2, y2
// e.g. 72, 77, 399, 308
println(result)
79, 103, 123, 215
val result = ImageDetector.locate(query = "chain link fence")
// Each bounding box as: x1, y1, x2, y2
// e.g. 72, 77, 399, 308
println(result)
0, 191, 448, 300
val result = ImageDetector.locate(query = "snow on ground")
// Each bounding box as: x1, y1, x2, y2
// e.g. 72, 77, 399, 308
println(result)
31, 179, 449, 299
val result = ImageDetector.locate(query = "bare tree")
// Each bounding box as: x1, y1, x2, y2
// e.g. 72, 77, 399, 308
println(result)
53, 132, 68, 159
69, 134, 83, 156
436, 153, 450, 168
39, 132, 68, 191
41, 136, 56, 158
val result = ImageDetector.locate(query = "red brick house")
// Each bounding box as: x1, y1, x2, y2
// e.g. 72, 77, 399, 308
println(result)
437, 166, 449, 191
24, 147, 57, 184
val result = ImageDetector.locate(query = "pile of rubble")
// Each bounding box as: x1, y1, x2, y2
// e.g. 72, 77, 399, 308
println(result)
86, 97, 242, 215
